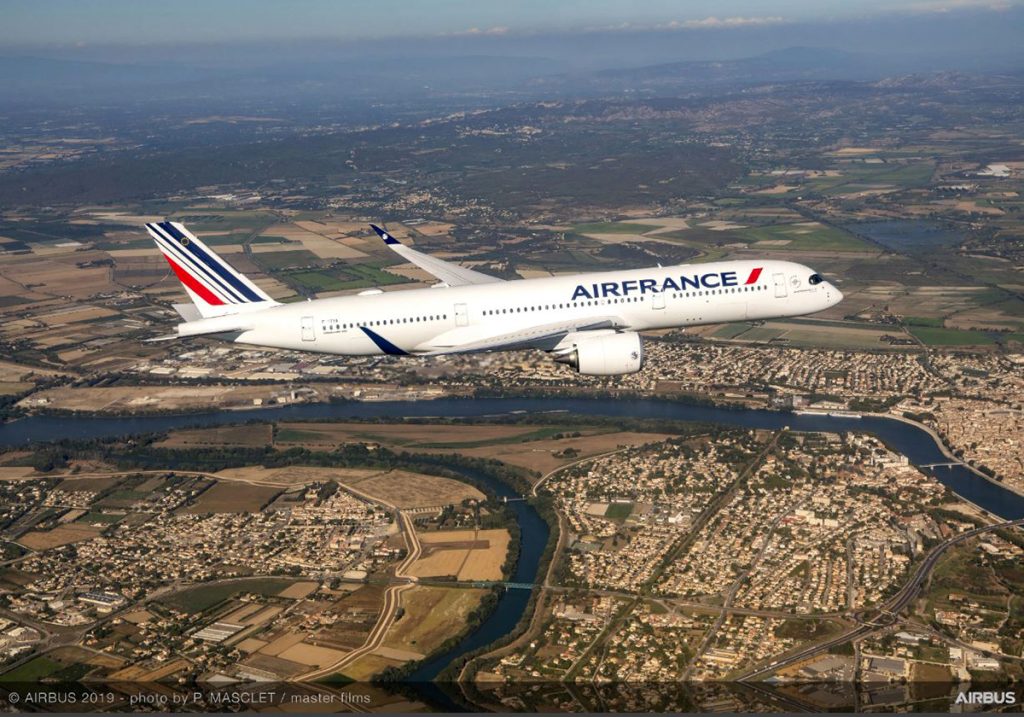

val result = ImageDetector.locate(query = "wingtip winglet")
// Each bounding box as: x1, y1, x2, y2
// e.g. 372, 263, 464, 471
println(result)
370, 224, 400, 245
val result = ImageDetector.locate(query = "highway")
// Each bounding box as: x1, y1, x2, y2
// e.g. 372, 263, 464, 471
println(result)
738, 516, 1024, 681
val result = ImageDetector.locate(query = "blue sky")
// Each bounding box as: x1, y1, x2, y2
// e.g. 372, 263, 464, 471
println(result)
2, 0, 1017, 46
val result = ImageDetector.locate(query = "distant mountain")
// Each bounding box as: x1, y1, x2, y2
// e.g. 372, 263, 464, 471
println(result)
0, 55, 211, 87
593, 46, 884, 84
0, 53, 567, 106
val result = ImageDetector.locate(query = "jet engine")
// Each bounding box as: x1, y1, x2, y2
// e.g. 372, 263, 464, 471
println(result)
552, 331, 644, 375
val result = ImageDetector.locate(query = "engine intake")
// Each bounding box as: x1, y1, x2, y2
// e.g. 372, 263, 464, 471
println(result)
553, 331, 644, 375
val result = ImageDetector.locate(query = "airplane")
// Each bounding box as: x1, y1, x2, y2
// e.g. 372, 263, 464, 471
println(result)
144, 221, 843, 375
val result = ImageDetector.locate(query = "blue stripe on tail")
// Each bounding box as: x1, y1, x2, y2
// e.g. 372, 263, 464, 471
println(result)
149, 223, 246, 304
159, 222, 263, 302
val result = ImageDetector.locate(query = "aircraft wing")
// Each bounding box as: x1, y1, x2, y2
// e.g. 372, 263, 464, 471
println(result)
420, 316, 623, 355
371, 224, 504, 287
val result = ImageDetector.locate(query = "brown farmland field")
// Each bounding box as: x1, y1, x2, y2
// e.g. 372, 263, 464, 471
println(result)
439, 431, 673, 475
279, 581, 319, 600
383, 586, 487, 655
158, 424, 274, 448
180, 482, 281, 513
410, 529, 510, 581
240, 653, 306, 679
341, 653, 403, 681
18, 385, 298, 413
274, 421, 545, 448
257, 631, 306, 657
18, 524, 103, 549
276, 422, 674, 476
344, 470, 484, 508
214, 465, 382, 486
57, 476, 123, 492
277, 642, 347, 667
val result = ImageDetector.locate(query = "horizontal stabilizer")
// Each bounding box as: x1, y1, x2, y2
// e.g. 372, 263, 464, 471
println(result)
172, 302, 203, 322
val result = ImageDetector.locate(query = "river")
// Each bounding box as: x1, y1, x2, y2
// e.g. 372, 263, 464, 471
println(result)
2, 397, 1022, 694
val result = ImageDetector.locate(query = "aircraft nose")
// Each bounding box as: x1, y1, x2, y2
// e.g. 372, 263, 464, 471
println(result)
831, 284, 844, 306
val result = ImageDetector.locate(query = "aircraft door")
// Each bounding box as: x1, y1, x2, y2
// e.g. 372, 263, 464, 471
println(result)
454, 303, 469, 327
773, 273, 787, 298
301, 316, 316, 342
652, 292, 665, 310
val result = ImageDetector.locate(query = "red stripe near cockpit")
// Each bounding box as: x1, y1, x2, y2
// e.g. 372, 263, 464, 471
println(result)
745, 267, 763, 285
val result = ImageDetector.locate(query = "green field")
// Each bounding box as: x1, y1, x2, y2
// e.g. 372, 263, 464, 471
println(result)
191, 232, 252, 246
92, 238, 152, 251
254, 249, 323, 270
196, 233, 290, 247
572, 222, 657, 235
96, 490, 151, 507
160, 578, 292, 613
77, 511, 123, 525
737, 327, 786, 342
712, 323, 752, 340
250, 235, 292, 245
904, 316, 945, 328
781, 328, 889, 350
0, 656, 63, 681
170, 211, 276, 230
419, 426, 604, 449
0, 541, 26, 560
284, 264, 406, 292
803, 162, 935, 194
284, 270, 348, 291
605, 503, 633, 520
909, 326, 997, 346
274, 428, 324, 443
733, 222, 874, 252
786, 317, 877, 330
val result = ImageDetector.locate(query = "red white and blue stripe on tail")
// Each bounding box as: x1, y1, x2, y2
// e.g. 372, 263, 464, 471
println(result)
145, 221, 273, 312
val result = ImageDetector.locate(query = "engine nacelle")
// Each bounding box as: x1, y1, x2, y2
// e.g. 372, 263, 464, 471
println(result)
553, 331, 644, 375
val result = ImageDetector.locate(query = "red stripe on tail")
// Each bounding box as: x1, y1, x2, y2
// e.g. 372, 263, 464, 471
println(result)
162, 253, 225, 305
745, 267, 763, 285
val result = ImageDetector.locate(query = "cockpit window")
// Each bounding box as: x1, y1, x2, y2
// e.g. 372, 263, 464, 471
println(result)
808, 273, 823, 285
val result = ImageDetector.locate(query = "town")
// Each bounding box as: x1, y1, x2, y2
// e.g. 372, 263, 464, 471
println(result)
0, 38, 1022, 713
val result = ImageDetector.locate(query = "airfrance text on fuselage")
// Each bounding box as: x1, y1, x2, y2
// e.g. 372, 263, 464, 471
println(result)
571, 267, 763, 301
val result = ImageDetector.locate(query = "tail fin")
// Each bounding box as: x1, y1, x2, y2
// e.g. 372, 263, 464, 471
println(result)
145, 221, 277, 318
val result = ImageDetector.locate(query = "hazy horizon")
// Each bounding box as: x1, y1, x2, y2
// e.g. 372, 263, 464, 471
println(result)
2, 2, 1022, 73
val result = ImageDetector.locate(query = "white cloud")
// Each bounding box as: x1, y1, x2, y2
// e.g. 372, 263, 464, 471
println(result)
450, 25, 510, 36
908, 0, 1013, 11
668, 16, 786, 29
582, 16, 786, 33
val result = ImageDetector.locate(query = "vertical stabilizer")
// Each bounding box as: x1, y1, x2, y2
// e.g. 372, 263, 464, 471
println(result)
145, 221, 278, 318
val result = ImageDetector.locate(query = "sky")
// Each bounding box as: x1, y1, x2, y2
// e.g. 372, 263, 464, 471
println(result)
2, 0, 1019, 47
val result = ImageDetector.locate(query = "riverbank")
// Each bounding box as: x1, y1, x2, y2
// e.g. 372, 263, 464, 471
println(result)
4, 396, 1024, 689
3, 397, 1022, 520
869, 410, 1023, 499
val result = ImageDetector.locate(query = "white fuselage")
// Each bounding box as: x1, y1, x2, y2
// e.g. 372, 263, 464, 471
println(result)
185, 259, 842, 356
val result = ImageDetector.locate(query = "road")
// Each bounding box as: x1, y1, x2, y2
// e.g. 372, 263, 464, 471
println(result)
683, 493, 798, 679
645, 429, 783, 594
531, 446, 632, 498
737, 516, 1024, 681
297, 501, 423, 681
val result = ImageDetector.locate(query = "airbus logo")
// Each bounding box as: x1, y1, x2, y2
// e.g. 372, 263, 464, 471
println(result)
571, 267, 762, 300
955, 691, 1016, 705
